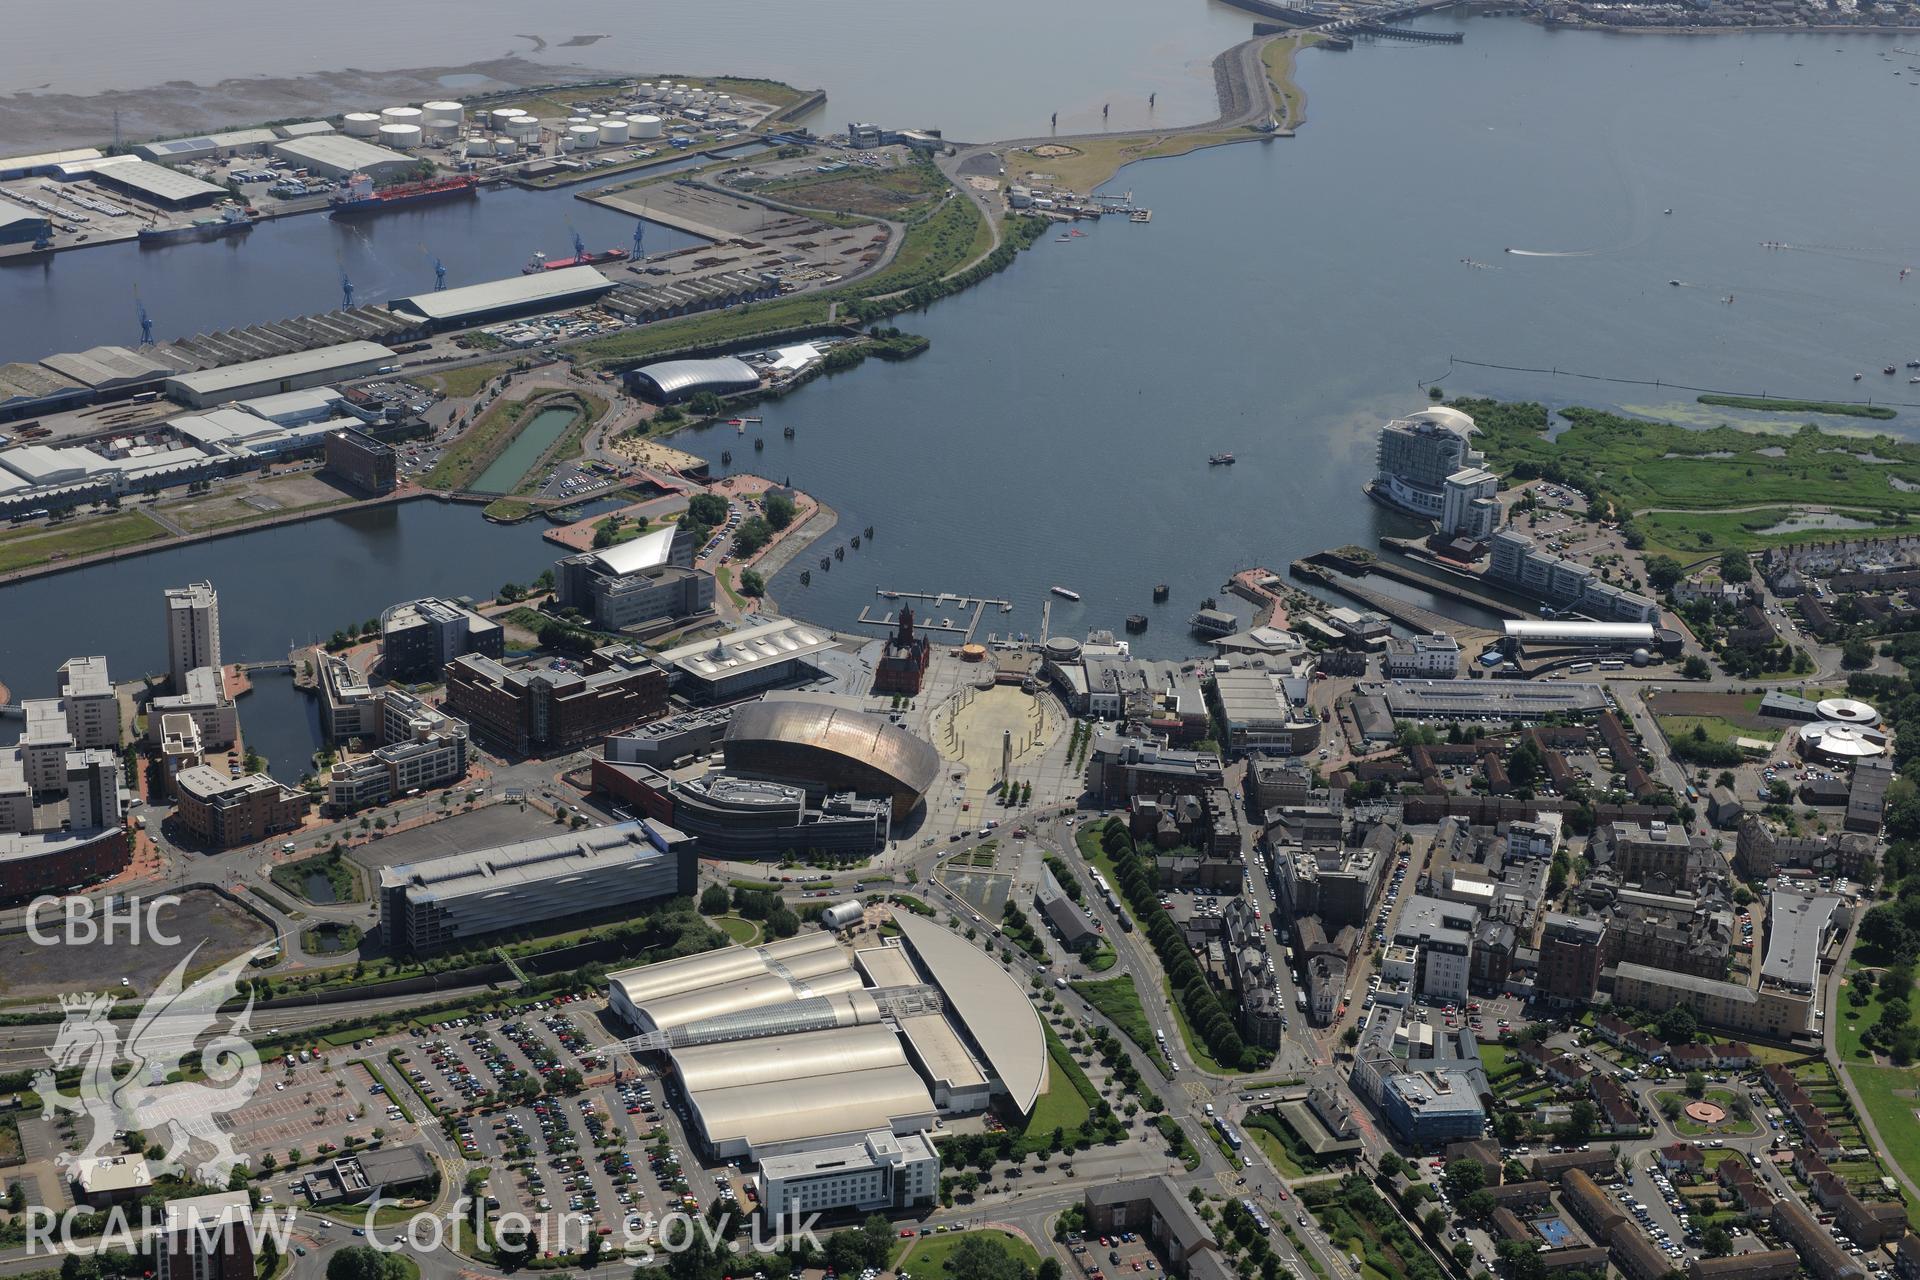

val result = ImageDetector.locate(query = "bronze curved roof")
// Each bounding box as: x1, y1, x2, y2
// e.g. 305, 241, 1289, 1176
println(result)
725, 694, 941, 800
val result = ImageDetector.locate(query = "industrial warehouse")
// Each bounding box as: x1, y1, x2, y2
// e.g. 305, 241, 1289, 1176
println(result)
0, 381, 397, 515
388, 265, 619, 330
603, 911, 1045, 1214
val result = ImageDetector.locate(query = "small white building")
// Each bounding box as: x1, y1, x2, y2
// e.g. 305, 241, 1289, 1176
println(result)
820, 899, 866, 932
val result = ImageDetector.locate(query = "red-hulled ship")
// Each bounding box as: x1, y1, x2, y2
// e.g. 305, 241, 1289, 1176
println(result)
329, 172, 480, 217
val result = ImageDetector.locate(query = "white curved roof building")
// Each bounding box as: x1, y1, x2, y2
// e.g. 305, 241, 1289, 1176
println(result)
1407, 405, 1477, 437
1816, 697, 1879, 726
1798, 721, 1888, 762
629, 356, 760, 404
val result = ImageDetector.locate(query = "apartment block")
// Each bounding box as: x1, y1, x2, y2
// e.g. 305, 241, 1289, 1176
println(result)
164, 582, 222, 691
57, 656, 120, 749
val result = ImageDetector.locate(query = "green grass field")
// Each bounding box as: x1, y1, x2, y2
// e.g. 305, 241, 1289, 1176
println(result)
1656, 715, 1778, 747
713, 915, 761, 945
1838, 966, 1918, 1064
1073, 977, 1166, 1068
895, 1230, 1039, 1277
1023, 1033, 1092, 1141
1636, 508, 1913, 561
1245, 1111, 1327, 1179
1837, 1065, 1920, 1227
0, 511, 169, 575
415, 360, 511, 399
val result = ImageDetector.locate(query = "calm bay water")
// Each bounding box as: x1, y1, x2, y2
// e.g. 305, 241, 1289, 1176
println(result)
1, 15, 1918, 744
679, 19, 1920, 656
0, 0, 1252, 141
0, 500, 555, 778
0, 176, 705, 359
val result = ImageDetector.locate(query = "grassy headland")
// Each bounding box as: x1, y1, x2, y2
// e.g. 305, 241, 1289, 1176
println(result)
1464, 398, 1920, 557
1698, 394, 1897, 420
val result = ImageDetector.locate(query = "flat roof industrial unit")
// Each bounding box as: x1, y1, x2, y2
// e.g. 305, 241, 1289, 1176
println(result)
90, 160, 228, 208
897, 1013, 988, 1091
1366, 679, 1610, 719
854, 945, 922, 989
163, 341, 395, 407
0, 148, 103, 179
387, 265, 617, 328
269, 135, 414, 178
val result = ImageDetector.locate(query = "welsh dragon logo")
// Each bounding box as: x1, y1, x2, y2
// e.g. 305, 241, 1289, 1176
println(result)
34, 944, 266, 1185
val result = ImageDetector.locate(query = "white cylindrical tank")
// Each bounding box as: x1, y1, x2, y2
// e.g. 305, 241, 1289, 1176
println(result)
493, 136, 518, 157
669, 90, 689, 105
489, 108, 526, 131
466, 137, 493, 157
558, 134, 576, 153
629, 114, 663, 139
420, 121, 456, 144
507, 116, 541, 142
381, 106, 423, 124
378, 123, 421, 149
598, 120, 630, 145
566, 116, 589, 127
568, 124, 600, 149
421, 100, 465, 127
343, 112, 381, 136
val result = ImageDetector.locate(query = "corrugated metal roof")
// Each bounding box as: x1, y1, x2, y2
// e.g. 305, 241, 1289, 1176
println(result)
389, 265, 616, 322
610, 930, 842, 1008
670, 1023, 906, 1093
97, 160, 227, 203
688, 1063, 934, 1151
165, 341, 394, 396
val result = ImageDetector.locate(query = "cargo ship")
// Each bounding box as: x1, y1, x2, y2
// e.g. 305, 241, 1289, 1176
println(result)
138, 205, 256, 245
524, 241, 630, 273
329, 172, 480, 218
